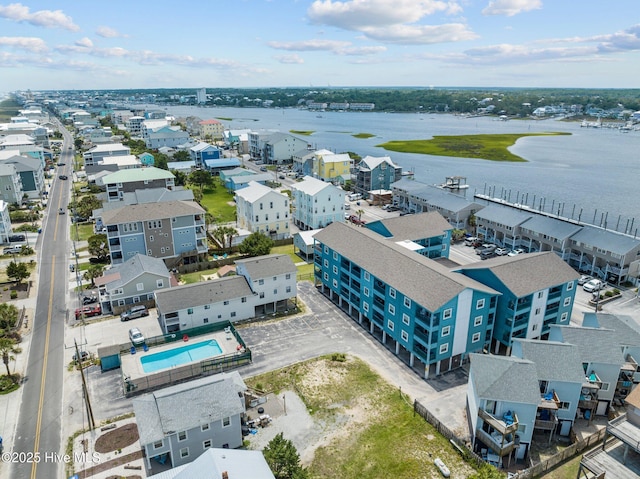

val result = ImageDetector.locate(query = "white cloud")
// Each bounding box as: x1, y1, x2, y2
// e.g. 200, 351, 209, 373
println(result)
362, 23, 477, 44
482, 0, 542, 17
0, 36, 47, 52
268, 39, 352, 52
0, 3, 79, 31
274, 54, 305, 64
96, 26, 128, 38
308, 0, 461, 29
75, 37, 93, 48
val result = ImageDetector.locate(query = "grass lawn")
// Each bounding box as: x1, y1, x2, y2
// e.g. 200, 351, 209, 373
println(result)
245, 355, 479, 479
180, 268, 220, 284
352, 132, 375, 139
197, 184, 237, 223
376, 132, 571, 162
537, 456, 582, 479
71, 223, 95, 242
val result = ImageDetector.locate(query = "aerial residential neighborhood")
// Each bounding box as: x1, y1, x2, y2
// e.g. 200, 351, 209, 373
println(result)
1, 89, 640, 479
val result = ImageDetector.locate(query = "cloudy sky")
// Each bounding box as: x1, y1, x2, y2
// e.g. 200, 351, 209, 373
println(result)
1, 0, 639, 91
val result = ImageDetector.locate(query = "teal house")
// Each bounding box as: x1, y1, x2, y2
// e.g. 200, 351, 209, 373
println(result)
313, 222, 500, 378
138, 152, 155, 166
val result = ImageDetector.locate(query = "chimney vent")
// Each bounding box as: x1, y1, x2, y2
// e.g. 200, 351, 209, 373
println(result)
222, 472, 229, 479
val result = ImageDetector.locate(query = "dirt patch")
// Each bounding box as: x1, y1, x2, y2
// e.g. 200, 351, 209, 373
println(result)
0, 281, 30, 301
78, 450, 143, 478
94, 423, 139, 453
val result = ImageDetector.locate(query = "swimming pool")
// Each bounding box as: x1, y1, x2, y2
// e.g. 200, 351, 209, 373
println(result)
140, 339, 223, 374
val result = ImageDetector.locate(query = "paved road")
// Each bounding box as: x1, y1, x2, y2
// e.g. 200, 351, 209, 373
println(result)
12, 125, 74, 479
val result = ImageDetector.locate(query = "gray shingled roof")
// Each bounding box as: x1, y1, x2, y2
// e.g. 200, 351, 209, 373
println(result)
513, 339, 585, 384
101, 200, 204, 225
102, 253, 169, 289
475, 203, 533, 227
155, 276, 253, 312
458, 252, 580, 297
469, 353, 540, 404
313, 222, 499, 311
520, 215, 582, 240
367, 211, 452, 241
391, 179, 482, 213
133, 372, 246, 446
550, 325, 624, 365
582, 313, 640, 349
235, 254, 296, 279
570, 225, 640, 256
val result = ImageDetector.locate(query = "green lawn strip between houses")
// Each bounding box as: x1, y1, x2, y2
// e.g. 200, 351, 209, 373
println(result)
377, 132, 571, 162
197, 185, 237, 224
245, 355, 479, 479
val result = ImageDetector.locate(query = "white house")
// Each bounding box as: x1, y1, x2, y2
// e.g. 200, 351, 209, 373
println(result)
0, 200, 11, 244
235, 181, 290, 240
291, 175, 346, 230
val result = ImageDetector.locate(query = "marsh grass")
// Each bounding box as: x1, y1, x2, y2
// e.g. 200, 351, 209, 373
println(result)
377, 132, 571, 162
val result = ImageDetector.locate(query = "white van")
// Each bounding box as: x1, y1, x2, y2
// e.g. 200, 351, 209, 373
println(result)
344, 203, 350, 210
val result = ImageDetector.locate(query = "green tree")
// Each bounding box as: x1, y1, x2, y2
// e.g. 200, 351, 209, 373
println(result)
154, 153, 169, 170
72, 194, 102, 220
263, 432, 308, 479
238, 232, 274, 257
171, 170, 187, 186
83, 264, 105, 288
0, 337, 21, 383
173, 150, 190, 161
0, 303, 19, 333
87, 234, 109, 261
467, 464, 504, 479
6, 261, 30, 285
188, 169, 214, 192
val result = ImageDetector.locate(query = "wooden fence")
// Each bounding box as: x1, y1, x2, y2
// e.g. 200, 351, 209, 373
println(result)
413, 399, 608, 478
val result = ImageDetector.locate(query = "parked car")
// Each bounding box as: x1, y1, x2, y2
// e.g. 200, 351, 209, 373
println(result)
129, 327, 145, 345
583, 279, 606, 293
72, 350, 89, 363
3, 245, 23, 255
475, 244, 496, 255
8, 234, 26, 242
507, 248, 525, 257
81, 295, 98, 305
74, 305, 101, 319
120, 305, 149, 321
495, 247, 509, 256
578, 275, 593, 285
464, 236, 479, 246
480, 250, 497, 260
259, 167, 267, 172
278, 174, 285, 179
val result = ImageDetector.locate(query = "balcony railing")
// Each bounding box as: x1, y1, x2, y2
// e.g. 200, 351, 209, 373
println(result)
475, 428, 518, 457
477, 408, 519, 435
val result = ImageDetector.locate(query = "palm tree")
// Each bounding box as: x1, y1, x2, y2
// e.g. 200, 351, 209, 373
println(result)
356, 209, 365, 221
0, 337, 21, 383
223, 226, 238, 249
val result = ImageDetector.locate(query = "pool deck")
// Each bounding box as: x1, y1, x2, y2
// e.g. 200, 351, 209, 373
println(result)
121, 329, 241, 382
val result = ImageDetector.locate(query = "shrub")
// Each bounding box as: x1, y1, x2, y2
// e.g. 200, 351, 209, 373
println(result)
604, 291, 614, 298
10, 291, 17, 299
613, 288, 620, 295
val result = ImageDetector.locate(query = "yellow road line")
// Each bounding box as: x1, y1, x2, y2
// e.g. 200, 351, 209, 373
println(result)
30, 256, 55, 479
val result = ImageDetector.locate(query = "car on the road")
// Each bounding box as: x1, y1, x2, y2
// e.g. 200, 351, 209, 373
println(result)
583, 279, 606, 293
278, 174, 285, 179
495, 247, 509, 256
259, 167, 267, 172
75, 305, 101, 319
58, 162, 66, 167
578, 274, 593, 285
129, 327, 145, 345
58, 175, 68, 180
507, 248, 525, 257
59, 208, 65, 215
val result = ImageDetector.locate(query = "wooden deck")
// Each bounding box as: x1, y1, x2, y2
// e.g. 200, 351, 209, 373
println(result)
581, 440, 640, 479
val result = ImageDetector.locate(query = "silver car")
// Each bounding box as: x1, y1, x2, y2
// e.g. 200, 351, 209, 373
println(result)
129, 327, 145, 345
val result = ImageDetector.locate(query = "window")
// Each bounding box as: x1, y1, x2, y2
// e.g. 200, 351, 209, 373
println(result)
180, 447, 189, 458
443, 308, 452, 320
333, 251, 338, 260
363, 287, 369, 297
153, 440, 163, 449
231, 312, 236, 318
538, 291, 544, 299
474, 315, 483, 327
563, 297, 571, 307
203, 318, 209, 324
333, 266, 338, 274
323, 273, 328, 281
260, 292, 265, 299
224, 300, 229, 305
561, 312, 568, 322
136, 282, 144, 291
156, 279, 164, 288
363, 302, 369, 312
178, 431, 187, 442
286, 273, 291, 280
567, 281, 574, 291
404, 297, 411, 308
286, 286, 291, 293
332, 279, 338, 288
187, 308, 193, 315
601, 383, 610, 391
222, 416, 230, 427
323, 259, 329, 268
476, 299, 485, 309
559, 401, 570, 410
402, 313, 410, 325
535, 307, 541, 315
442, 326, 451, 337
387, 320, 394, 331
259, 279, 264, 285
401, 330, 409, 342
324, 246, 329, 254
389, 288, 396, 299
439, 343, 449, 354
203, 439, 212, 449
201, 423, 210, 432
364, 271, 370, 281
472, 332, 481, 343
204, 304, 211, 310
388, 304, 395, 315
149, 235, 154, 242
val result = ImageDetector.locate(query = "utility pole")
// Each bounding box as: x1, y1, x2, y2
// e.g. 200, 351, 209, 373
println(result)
74, 339, 95, 430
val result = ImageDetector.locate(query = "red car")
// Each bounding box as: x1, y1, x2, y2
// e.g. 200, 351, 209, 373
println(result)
75, 305, 101, 320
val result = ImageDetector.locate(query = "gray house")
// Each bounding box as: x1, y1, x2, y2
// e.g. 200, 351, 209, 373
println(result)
133, 372, 247, 475
95, 253, 173, 314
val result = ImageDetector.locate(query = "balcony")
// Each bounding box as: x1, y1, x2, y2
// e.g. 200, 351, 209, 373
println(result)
579, 377, 601, 410
536, 391, 560, 431
476, 409, 519, 457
